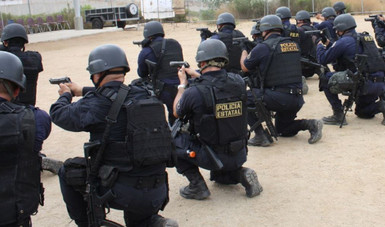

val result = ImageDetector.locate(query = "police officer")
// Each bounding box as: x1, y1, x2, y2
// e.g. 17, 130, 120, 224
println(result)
173, 39, 263, 200
251, 21, 263, 44
50, 44, 178, 227
317, 14, 385, 125
240, 15, 323, 145
314, 7, 338, 42
137, 21, 184, 125
371, 15, 385, 52
333, 1, 346, 15
0, 51, 50, 227
206, 12, 245, 74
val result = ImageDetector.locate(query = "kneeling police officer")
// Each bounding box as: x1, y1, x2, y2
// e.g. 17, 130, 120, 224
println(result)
50, 44, 178, 227
173, 39, 263, 200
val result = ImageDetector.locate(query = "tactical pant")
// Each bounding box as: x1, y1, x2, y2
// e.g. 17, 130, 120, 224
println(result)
173, 133, 246, 184
247, 88, 306, 137
58, 167, 167, 227
319, 72, 343, 111
354, 79, 385, 118
0, 218, 31, 227
158, 83, 178, 125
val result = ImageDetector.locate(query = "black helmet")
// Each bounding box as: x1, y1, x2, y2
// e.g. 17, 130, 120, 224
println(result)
295, 10, 311, 21
195, 39, 228, 64
321, 7, 337, 18
333, 1, 346, 13
1, 23, 28, 43
275, 7, 292, 19
0, 51, 26, 90
143, 21, 164, 38
250, 21, 261, 36
87, 44, 130, 75
216, 12, 236, 27
259, 15, 283, 32
333, 14, 356, 32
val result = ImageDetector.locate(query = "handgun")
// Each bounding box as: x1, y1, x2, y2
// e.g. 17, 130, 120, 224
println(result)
49, 77, 71, 85
169, 61, 190, 68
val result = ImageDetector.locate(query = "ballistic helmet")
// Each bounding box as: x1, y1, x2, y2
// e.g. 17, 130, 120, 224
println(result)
328, 70, 354, 94
87, 44, 130, 75
143, 21, 164, 38
259, 15, 283, 32
195, 39, 229, 64
0, 51, 26, 90
321, 7, 337, 18
333, 1, 346, 13
333, 14, 356, 32
216, 13, 236, 27
251, 21, 261, 36
275, 7, 292, 19
1, 23, 28, 43
295, 10, 311, 21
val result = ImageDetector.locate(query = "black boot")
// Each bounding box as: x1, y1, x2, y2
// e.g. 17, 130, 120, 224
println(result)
303, 119, 323, 144
322, 108, 347, 125
248, 126, 272, 147
180, 170, 210, 200
238, 167, 263, 198
149, 214, 179, 227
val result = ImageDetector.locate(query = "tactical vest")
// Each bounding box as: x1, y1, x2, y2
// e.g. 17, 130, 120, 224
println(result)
98, 85, 174, 170
283, 24, 300, 44
0, 102, 40, 225
217, 30, 245, 72
149, 38, 183, 80
262, 37, 302, 87
358, 32, 385, 73
299, 24, 317, 60
7, 47, 43, 106
191, 72, 248, 147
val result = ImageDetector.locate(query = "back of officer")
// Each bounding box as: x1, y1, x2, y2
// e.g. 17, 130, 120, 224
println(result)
0, 51, 48, 227
50, 44, 178, 227
240, 15, 323, 145
317, 14, 385, 125
333, 1, 346, 15
1, 23, 43, 106
173, 39, 263, 200
137, 21, 183, 125
314, 7, 338, 42
208, 12, 245, 74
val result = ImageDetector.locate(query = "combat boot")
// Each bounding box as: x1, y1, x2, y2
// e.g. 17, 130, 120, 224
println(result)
302, 76, 309, 95
247, 127, 272, 147
303, 119, 323, 144
150, 215, 179, 227
239, 167, 263, 198
322, 109, 347, 125
180, 171, 210, 200
41, 157, 63, 174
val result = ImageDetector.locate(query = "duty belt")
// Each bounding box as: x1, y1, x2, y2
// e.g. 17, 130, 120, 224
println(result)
119, 174, 166, 189
269, 87, 303, 95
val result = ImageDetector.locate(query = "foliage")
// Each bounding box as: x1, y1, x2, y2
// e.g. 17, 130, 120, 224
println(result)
232, 0, 265, 18
199, 9, 216, 21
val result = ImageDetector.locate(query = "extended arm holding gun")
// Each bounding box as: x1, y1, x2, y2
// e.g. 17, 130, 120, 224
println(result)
169, 61, 190, 68
197, 28, 213, 40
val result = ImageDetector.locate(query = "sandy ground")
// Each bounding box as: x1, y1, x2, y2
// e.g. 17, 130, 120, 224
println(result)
28, 15, 385, 226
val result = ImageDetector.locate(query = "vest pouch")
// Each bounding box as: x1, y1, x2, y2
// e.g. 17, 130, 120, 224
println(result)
63, 157, 87, 191
98, 165, 119, 188
229, 139, 245, 155
198, 114, 218, 144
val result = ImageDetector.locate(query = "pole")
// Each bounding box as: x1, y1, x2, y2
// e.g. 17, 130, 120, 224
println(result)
312, 0, 314, 13
73, 0, 83, 30
361, 0, 364, 13
27, 0, 31, 16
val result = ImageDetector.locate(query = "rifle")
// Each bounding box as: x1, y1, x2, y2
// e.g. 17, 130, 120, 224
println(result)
145, 59, 161, 96
300, 57, 326, 72
170, 118, 183, 139
196, 134, 224, 170
244, 77, 278, 142
340, 54, 368, 128
49, 77, 71, 85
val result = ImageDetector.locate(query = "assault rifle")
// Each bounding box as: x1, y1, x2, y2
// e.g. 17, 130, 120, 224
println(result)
244, 77, 278, 142
169, 61, 190, 68
49, 77, 71, 85
170, 118, 183, 139
305, 27, 332, 44
340, 54, 368, 128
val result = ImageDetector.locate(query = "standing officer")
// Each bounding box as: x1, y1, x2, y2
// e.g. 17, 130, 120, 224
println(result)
137, 21, 184, 125
205, 12, 245, 74
173, 39, 263, 200
0, 51, 50, 227
317, 14, 385, 125
0, 23, 62, 174
314, 7, 338, 42
333, 1, 346, 15
240, 15, 323, 145
50, 44, 178, 227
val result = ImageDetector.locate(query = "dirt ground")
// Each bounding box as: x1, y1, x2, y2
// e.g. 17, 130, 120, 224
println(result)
29, 15, 385, 227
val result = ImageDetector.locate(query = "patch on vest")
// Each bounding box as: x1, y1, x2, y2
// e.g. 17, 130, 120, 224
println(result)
215, 101, 242, 118
280, 43, 299, 52
290, 32, 299, 38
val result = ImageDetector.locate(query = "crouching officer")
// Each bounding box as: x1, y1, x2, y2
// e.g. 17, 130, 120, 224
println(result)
317, 14, 385, 125
173, 39, 263, 200
0, 51, 48, 227
240, 15, 323, 146
50, 44, 178, 227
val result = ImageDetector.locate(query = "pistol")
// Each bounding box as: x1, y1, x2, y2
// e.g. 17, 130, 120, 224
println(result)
169, 61, 190, 68
196, 27, 209, 32
49, 77, 71, 85
133, 40, 142, 46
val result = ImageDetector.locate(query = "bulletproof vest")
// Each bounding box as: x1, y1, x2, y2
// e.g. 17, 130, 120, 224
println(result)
7, 47, 43, 106
298, 24, 317, 60
0, 102, 40, 225
283, 24, 300, 44
217, 29, 245, 73
262, 37, 302, 87
358, 32, 385, 73
191, 71, 248, 146
99, 85, 173, 170
149, 38, 183, 80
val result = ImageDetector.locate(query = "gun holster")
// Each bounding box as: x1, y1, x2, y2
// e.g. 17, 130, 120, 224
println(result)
63, 157, 87, 192
154, 79, 165, 96
98, 165, 119, 188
